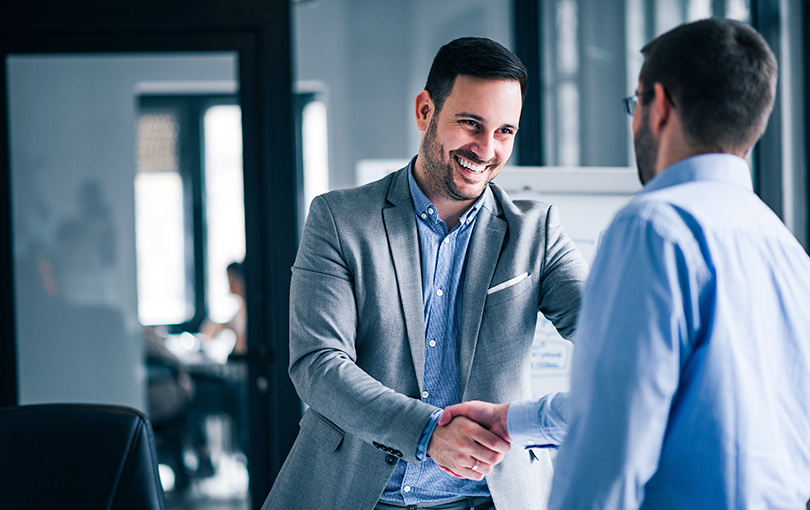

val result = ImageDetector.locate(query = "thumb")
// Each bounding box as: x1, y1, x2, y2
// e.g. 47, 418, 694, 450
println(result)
437, 408, 453, 427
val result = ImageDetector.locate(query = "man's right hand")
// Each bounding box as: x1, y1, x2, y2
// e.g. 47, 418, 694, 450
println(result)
427, 415, 510, 481
438, 400, 511, 442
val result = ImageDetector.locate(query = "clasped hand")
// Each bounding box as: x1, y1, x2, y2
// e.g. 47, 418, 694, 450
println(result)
426, 401, 511, 481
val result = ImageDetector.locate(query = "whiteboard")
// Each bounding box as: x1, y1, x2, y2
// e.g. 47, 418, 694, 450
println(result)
495, 166, 641, 397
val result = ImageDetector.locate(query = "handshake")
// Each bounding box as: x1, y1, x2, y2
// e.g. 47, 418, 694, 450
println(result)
426, 400, 511, 481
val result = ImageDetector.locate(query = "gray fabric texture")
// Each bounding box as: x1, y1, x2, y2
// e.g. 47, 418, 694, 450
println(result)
263, 167, 587, 510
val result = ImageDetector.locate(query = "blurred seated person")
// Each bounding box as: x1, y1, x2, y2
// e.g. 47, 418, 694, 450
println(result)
199, 261, 246, 357
189, 261, 249, 472
146, 326, 196, 426
145, 326, 196, 488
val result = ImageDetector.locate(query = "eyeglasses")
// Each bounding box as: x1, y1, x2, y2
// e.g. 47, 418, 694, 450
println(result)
622, 87, 676, 116
622, 88, 653, 116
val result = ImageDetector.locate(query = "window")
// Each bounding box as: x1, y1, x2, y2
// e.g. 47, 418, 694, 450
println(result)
203, 105, 246, 322
134, 95, 245, 328
135, 112, 189, 324
295, 91, 330, 231
539, 0, 751, 167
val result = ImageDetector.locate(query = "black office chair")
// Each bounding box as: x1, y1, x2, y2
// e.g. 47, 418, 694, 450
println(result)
0, 403, 166, 510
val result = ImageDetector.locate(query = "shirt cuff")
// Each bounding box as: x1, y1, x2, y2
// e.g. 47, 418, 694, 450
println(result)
416, 409, 443, 461
507, 392, 569, 449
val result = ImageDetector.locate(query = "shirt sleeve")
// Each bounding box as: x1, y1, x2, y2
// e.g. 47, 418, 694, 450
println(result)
549, 205, 709, 510
416, 409, 444, 461
507, 393, 568, 448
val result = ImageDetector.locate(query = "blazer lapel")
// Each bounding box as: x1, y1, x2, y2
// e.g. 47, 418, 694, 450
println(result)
383, 168, 427, 391
459, 190, 506, 394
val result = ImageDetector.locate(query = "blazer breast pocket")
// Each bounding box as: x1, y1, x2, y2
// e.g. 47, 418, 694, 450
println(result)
484, 272, 533, 309
300, 408, 344, 453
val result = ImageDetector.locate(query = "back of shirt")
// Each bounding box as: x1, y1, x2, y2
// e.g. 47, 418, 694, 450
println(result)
550, 154, 810, 510
640, 177, 810, 509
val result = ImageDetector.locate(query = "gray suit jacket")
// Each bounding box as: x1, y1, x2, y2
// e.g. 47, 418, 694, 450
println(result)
263, 166, 587, 510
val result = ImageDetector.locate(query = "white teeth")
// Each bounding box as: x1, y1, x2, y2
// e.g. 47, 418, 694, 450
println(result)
457, 157, 486, 173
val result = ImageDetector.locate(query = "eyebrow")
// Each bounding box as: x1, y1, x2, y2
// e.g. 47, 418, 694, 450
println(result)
454, 112, 519, 132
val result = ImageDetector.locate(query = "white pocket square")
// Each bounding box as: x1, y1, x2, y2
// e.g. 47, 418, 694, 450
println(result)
487, 272, 530, 295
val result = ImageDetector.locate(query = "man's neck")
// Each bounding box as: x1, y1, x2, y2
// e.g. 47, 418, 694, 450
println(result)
654, 118, 711, 177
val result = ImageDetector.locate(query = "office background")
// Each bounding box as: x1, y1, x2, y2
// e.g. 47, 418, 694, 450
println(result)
1, 1, 807, 508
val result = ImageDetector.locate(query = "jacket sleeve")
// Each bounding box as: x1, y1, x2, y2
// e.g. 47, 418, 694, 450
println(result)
538, 204, 589, 340
288, 195, 437, 465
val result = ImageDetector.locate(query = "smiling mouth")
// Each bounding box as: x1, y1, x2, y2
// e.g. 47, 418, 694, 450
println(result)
455, 155, 487, 174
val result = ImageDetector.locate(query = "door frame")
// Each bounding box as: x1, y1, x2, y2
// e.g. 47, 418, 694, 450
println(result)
0, 3, 301, 507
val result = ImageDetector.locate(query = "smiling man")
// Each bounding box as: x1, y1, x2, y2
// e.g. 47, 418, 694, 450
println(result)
263, 37, 588, 510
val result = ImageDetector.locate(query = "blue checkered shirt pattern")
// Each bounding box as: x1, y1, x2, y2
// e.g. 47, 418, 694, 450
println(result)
380, 161, 490, 504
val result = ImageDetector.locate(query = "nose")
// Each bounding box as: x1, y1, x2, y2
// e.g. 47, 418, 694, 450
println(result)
471, 133, 497, 163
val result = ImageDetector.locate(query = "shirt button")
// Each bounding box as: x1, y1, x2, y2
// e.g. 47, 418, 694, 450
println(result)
422, 391, 429, 399
420, 213, 427, 219
429, 340, 436, 347
385, 454, 397, 465
403, 485, 411, 493
436, 289, 443, 296
428, 207, 434, 215
443, 238, 449, 244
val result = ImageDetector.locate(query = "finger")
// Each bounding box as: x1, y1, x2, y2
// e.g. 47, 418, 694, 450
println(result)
470, 458, 495, 476
472, 424, 511, 455
438, 465, 463, 478
449, 462, 486, 482
438, 453, 494, 481
437, 409, 453, 427
428, 416, 507, 475
445, 418, 509, 465
438, 401, 473, 426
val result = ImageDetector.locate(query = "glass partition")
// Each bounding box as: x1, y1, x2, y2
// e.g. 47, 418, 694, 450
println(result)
7, 52, 248, 508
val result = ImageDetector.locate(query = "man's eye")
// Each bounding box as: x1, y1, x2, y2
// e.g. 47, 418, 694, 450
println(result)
500, 128, 515, 136
462, 119, 479, 128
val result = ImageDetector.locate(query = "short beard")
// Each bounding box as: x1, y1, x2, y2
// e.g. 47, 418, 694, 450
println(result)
634, 107, 659, 185
418, 115, 498, 202
420, 116, 469, 201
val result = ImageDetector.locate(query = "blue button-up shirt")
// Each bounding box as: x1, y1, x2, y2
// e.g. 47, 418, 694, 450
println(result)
534, 154, 810, 509
381, 159, 491, 504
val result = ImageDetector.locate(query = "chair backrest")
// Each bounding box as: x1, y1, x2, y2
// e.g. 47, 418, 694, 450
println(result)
0, 403, 166, 510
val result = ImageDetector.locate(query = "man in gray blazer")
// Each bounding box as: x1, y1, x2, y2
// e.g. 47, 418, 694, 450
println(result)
263, 37, 587, 510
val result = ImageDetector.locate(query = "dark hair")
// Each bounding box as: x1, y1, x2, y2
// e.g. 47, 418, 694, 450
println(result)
639, 18, 777, 153
227, 261, 244, 280
425, 37, 528, 113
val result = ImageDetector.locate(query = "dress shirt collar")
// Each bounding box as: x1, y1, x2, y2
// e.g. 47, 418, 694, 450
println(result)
407, 156, 487, 231
643, 153, 754, 195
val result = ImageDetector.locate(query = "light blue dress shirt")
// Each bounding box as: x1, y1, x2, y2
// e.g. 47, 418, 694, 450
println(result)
381, 159, 491, 504
534, 154, 810, 509
507, 392, 568, 449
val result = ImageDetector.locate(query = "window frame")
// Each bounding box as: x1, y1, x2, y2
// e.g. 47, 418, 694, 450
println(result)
136, 93, 240, 332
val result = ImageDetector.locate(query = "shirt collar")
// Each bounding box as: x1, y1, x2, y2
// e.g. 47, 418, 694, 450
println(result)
642, 153, 754, 195
407, 156, 486, 228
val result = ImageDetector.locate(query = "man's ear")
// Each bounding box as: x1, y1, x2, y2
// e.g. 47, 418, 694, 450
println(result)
649, 82, 673, 136
415, 90, 433, 131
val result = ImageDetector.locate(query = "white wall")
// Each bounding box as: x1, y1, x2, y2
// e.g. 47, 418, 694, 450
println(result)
7, 53, 237, 409
293, 0, 514, 190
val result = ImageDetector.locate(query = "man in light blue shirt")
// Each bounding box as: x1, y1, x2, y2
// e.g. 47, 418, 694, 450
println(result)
442, 18, 810, 509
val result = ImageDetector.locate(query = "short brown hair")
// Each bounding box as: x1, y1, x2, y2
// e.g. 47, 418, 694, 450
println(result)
425, 37, 528, 114
639, 18, 777, 154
